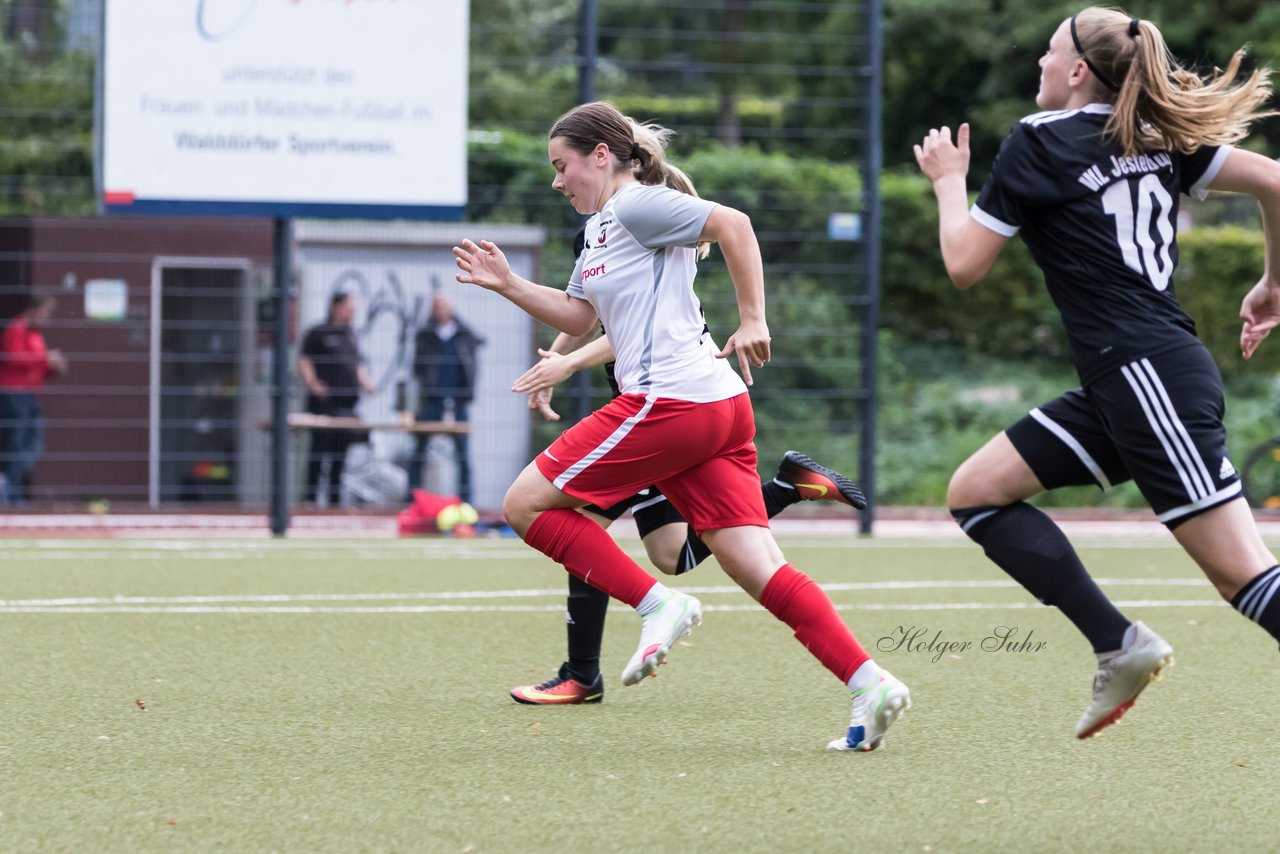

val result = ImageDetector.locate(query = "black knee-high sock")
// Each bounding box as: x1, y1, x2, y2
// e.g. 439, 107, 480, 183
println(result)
674, 481, 797, 574
953, 502, 1131, 653
565, 574, 610, 682
1231, 564, 1280, 648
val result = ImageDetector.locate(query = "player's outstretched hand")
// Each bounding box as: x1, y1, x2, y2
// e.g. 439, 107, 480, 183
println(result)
513, 349, 576, 395
914, 123, 970, 185
454, 239, 512, 292
528, 388, 560, 422
716, 318, 771, 386
1240, 279, 1280, 359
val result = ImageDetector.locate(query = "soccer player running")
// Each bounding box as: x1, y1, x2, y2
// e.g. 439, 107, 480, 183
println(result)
508, 285, 868, 705
455, 101, 908, 751
914, 6, 1280, 739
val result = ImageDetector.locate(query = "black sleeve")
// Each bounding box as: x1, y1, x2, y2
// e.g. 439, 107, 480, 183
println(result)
412, 328, 429, 374
972, 123, 1050, 236
1178, 145, 1227, 198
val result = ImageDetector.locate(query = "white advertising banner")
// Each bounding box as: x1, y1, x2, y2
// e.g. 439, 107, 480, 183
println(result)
100, 0, 468, 218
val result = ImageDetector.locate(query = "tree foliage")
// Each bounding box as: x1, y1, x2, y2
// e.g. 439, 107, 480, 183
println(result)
883, 1, 1280, 181
0, 0, 94, 215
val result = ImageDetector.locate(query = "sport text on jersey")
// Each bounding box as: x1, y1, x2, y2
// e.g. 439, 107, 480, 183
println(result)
1078, 152, 1173, 192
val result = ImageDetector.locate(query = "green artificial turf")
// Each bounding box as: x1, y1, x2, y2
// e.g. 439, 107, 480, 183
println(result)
0, 536, 1276, 852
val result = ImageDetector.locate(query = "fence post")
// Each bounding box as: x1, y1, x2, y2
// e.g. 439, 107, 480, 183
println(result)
858, 0, 884, 535
270, 217, 292, 536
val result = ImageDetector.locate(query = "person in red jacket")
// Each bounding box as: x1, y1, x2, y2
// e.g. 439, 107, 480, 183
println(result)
0, 295, 67, 505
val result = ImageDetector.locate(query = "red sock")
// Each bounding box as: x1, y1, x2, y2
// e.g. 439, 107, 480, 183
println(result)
524, 508, 656, 608
760, 563, 869, 683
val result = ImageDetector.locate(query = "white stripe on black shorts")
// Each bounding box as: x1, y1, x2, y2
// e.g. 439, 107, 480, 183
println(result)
1006, 343, 1241, 528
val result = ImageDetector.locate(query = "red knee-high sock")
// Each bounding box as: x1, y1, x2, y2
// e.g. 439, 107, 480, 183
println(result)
760, 563, 870, 683
525, 508, 657, 608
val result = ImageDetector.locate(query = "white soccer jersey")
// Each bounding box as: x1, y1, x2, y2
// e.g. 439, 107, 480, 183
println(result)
567, 181, 748, 403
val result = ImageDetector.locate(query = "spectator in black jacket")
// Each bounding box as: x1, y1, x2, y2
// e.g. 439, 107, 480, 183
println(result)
406, 293, 483, 503
299, 291, 375, 507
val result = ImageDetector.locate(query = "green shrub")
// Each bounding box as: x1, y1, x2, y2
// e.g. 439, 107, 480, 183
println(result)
880, 170, 1067, 361
1176, 225, 1280, 379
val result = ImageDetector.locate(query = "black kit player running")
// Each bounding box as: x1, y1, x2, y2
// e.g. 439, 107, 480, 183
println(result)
916, 7, 1280, 740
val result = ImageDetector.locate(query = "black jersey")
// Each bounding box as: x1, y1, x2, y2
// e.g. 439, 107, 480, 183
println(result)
973, 103, 1228, 384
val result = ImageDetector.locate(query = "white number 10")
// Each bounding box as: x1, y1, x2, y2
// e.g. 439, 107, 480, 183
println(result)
1101, 174, 1176, 291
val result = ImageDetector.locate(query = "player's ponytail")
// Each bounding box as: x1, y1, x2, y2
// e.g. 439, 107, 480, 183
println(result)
550, 101, 710, 260
1071, 6, 1274, 155
627, 119, 711, 259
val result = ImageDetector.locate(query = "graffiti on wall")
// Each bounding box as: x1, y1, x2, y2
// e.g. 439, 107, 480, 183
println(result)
326, 268, 446, 395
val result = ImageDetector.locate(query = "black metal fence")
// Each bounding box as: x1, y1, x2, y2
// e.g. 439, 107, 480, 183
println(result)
0, 0, 882, 524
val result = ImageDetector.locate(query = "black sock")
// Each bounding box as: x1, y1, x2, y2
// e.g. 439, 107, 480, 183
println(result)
674, 481, 795, 574
953, 502, 1131, 653
675, 534, 712, 574
565, 574, 609, 682
762, 479, 798, 517
1231, 564, 1280, 648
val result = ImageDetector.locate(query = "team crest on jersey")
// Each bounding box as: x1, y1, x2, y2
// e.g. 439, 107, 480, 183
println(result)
595, 218, 612, 249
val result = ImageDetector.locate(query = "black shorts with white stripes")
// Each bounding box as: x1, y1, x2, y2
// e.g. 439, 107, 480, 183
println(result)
583, 486, 685, 537
1006, 342, 1242, 529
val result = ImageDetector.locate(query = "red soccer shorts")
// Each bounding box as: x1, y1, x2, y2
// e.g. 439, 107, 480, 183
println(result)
535, 392, 767, 535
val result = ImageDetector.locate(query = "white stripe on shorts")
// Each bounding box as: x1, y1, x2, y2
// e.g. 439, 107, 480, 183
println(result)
630, 492, 668, 512
1121, 358, 1214, 501
552, 394, 657, 491
1155, 481, 1241, 524
1029, 407, 1112, 489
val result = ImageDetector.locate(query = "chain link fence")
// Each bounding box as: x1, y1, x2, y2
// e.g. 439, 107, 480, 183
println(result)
0, 0, 881, 518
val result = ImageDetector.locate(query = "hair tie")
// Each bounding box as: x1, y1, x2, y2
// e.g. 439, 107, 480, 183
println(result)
1069, 14, 1120, 93
1128, 17, 1141, 38
629, 141, 643, 162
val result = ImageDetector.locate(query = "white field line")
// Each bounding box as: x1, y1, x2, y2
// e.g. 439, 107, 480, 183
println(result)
0, 536, 1208, 557
0, 600, 1226, 614
0, 577, 1214, 609
0, 578, 1225, 614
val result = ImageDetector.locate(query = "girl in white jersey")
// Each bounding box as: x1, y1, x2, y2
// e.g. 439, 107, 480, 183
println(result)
454, 101, 908, 751
914, 7, 1280, 740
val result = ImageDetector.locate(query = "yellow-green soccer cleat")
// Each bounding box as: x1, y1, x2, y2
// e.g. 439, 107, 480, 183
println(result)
775, 451, 868, 509
511, 663, 604, 705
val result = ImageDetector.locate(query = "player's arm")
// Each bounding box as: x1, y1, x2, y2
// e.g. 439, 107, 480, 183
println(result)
357, 364, 376, 395
701, 205, 770, 385
545, 328, 600, 358
1207, 148, 1280, 359
514, 332, 616, 422
514, 334, 615, 395
914, 123, 1010, 289
454, 238, 598, 335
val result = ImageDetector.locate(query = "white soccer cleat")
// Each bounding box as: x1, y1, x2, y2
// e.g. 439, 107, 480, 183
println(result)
1075, 621, 1174, 739
620, 591, 703, 686
827, 669, 911, 752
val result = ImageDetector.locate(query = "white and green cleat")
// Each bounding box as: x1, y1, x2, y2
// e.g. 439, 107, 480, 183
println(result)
828, 669, 911, 752
621, 591, 703, 686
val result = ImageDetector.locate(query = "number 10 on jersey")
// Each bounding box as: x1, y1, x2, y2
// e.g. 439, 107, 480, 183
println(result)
1101, 174, 1176, 291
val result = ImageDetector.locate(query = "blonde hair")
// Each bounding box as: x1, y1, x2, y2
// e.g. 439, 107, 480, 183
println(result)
1071, 6, 1275, 156
549, 101, 710, 259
